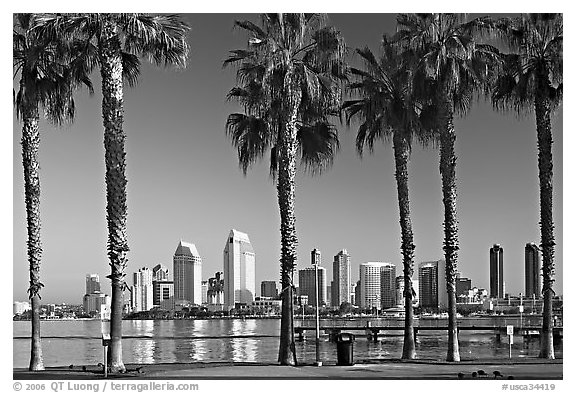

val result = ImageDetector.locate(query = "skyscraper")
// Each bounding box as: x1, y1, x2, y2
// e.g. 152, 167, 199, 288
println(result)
132, 267, 153, 312
207, 272, 225, 305
223, 229, 256, 310
380, 263, 396, 309
85, 274, 100, 295
298, 267, 327, 306
525, 242, 541, 298
261, 280, 278, 298
152, 264, 170, 281
173, 240, 202, 305
490, 244, 504, 299
332, 249, 351, 307
418, 260, 447, 310
360, 262, 390, 310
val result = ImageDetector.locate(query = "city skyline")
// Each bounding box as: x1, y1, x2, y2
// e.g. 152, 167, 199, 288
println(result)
12, 13, 563, 304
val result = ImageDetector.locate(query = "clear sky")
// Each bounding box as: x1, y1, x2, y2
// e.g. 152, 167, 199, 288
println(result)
11, 12, 563, 304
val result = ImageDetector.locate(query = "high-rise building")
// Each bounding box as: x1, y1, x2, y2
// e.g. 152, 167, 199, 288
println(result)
490, 244, 504, 299
332, 249, 351, 307
418, 260, 447, 310
85, 274, 100, 295
456, 276, 472, 296
360, 262, 390, 310
152, 264, 170, 281
261, 281, 278, 298
223, 229, 256, 310
298, 267, 327, 306
208, 272, 225, 305
350, 282, 357, 306
201, 281, 208, 304
380, 263, 396, 309
152, 281, 174, 309
132, 267, 153, 312
395, 276, 404, 306
173, 240, 203, 305
354, 280, 361, 307
525, 243, 541, 298
83, 292, 111, 318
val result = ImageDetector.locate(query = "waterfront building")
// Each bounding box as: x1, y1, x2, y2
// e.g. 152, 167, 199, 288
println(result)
327, 284, 332, 307
208, 272, 225, 305
83, 292, 111, 318
132, 267, 154, 312
418, 260, 447, 310
350, 282, 357, 306
299, 266, 327, 306
250, 298, 282, 315
359, 262, 388, 310
173, 240, 203, 306
152, 280, 174, 309
223, 229, 256, 310
201, 280, 208, 304
380, 263, 396, 309
152, 264, 170, 281
354, 280, 361, 307
332, 249, 351, 307
13, 301, 31, 315
490, 244, 504, 299
456, 276, 472, 296
525, 242, 541, 298
395, 276, 404, 306
85, 274, 100, 295
261, 280, 278, 298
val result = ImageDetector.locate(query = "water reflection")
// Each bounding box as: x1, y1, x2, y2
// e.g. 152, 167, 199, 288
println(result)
12, 319, 563, 368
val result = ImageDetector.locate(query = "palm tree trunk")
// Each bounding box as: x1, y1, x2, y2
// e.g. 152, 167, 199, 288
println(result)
535, 93, 555, 359
99, 16, 128, 373
438, 91, 460, 362
393, 131, 416, 360
21, 104, 45, 371
277, 73, 301, 366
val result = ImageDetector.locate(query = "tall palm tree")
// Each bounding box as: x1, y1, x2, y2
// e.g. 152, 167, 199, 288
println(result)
491, 14, 562, 359
13, 13, 92, 371
395, 13, 499, 362
36, 13, 189, 372
224, 13, 346, 365
343, 37, 431, 360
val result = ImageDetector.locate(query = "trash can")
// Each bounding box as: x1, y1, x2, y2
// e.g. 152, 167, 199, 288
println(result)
336, 332, 355, 366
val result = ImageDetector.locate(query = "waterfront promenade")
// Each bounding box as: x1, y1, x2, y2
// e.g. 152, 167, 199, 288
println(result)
14, 358, 562, 380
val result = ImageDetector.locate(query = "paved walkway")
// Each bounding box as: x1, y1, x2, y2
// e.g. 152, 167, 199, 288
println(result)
14, 359, 563, 380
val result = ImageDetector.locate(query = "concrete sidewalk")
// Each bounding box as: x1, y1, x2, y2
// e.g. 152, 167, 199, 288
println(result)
13, 359, 563, 380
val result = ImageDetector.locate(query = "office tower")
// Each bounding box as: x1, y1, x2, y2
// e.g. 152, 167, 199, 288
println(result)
525, 242, 541, 298
132, 267, 153, 312
152, 281, 174, 309
395, 276, 404, 306
261, 280, 278, 298
360, 262, 389, 310
152, 264, 170, 281
332, 249, 351, 307
350, 282, 357, 306
298, 267, 327, 306
201, 281, 208, 304
490, 244, 504, 298
327, 284, 332, 307
223, 229, 256, 310
456, 276, 472, 296
354, 280, 361, 307
208, 272, 225, 305
173, 240, 203, 305
85, 274, 100, 295
83, 292, 111, 318
418, 260, 447, 310
380, 263, 396, 309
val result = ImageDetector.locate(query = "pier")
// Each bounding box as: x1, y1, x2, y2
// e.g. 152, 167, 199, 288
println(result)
293, 315, 563, 342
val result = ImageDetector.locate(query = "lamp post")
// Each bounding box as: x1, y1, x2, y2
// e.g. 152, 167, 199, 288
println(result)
312, 248, 322, 367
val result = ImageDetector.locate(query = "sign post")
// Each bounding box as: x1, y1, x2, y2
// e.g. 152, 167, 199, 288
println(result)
102, 333, 111, 378
506, 325, 514, 359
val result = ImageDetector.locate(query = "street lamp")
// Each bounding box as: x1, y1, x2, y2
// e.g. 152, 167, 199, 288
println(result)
312, 248, 322, 367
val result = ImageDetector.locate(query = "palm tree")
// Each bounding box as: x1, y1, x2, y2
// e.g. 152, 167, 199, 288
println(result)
491, 14, 562, 359
395, 13, 499, 362
36, 13, 189, 372
224, 13, 346, 365
13, 13, 92, 371
343, 37, 431, 360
